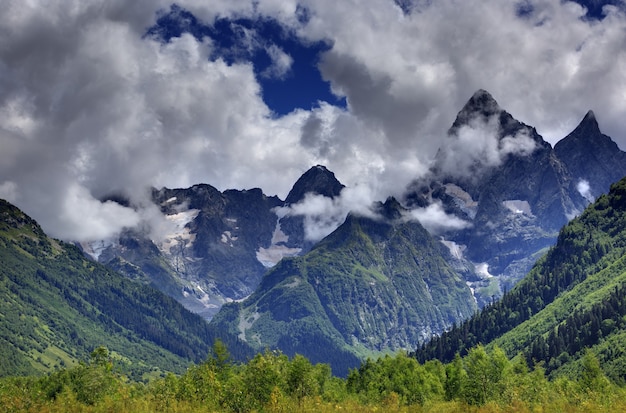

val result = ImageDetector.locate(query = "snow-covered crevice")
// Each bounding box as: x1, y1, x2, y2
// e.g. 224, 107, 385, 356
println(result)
158, 209, 200, 254
256, 219, 301, 267
440, 238, 465, 260
81, 238, 115, 260
220, 230, 238, 246
156, 208, 200, 277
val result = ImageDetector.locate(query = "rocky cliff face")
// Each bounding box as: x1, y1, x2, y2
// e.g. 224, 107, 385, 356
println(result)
554, 110, 626, 200
406, 90, 625, 300
87, 166, 343, 320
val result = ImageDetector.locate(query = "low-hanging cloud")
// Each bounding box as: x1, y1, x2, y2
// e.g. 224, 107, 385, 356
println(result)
1, 0, 626, 242
276, 183, 472, 242
577, 179, 595, 203
408, 202, 473, 235
276, 184, 379, 241
435, 114, 538, 179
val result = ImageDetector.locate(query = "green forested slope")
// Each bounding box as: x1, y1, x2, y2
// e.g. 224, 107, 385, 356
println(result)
415, 176, 626, 380
210, 199, 476, 376
0, 199, 252, 379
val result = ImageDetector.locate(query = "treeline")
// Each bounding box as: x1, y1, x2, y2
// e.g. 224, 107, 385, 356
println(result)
0, 224, 253, 378
2, 342, 626, 412
525, 282, 626, 380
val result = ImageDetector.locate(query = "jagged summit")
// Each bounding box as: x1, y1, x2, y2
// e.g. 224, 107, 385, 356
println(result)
374, 196, 406, 221
561, 110, 602, 141
284, 165, 345, 205
554, 110, 626, 199
451, 89, 502, 129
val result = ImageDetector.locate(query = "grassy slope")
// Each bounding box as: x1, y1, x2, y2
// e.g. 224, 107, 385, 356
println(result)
210, 209, 476, 376
416, 176, 626, 380
0, 199, 252, 379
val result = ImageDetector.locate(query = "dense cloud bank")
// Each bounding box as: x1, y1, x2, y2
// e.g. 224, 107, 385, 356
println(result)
1, 0, 625, 241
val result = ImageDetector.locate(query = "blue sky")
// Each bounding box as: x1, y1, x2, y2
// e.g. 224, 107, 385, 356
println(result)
1, 0, 626, 241
146, 5, 346, 116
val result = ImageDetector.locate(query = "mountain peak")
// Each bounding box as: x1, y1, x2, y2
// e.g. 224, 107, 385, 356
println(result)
285, 165, 345, 205
555, 110, 605, 149
573, 110, 600, 136
471, 89, 498, 105
374, 196, 406, 221
554, 109, 626, 200
451, 89, 502, 129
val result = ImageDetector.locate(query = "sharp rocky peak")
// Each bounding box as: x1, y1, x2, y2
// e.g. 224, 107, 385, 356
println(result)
451, 89, 502, 129
374, 196, 406, 221
284, 165, 345, 205
554, 110, 609, 154
570, 110, 601, 137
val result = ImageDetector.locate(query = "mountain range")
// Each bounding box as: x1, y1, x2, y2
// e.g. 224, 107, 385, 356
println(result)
209, 197, 477, 375
18, 89, 626, 375
407, 90, 626, 300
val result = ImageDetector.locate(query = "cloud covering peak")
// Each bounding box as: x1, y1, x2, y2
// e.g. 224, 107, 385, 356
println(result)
1, 0, 625, 241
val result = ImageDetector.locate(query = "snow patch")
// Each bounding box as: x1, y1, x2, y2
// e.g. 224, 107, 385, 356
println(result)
440, 238, 466, 260
220, 230, 238, 246
465, 282, 477, 304
475, 262, 494, 278
444, 184, 478, 219
81, 238, 114, 260
502, 200, 532, 215
256, 245, 302, 267
158, 208, 200, 254
256, 219, 301, 267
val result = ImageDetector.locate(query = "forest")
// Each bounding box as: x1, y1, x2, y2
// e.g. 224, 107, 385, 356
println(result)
2, 341, 626, 413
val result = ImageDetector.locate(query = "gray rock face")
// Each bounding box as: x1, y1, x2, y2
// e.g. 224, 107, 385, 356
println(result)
554, 110, 626, 200
284, 165, 345, 205
95, 184, 284, 320
407, 91, 626, 302
88, 166, 345, 320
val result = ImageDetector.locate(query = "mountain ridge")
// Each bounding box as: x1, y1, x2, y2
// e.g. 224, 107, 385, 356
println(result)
0, 198, 254, 378
70, 90, 626, 374
209, 198, 477, 376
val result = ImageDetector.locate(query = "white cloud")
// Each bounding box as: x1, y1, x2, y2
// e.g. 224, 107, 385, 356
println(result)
577, 179, 595, 202
57, 183, 142, 241
277, 183, 379, 241
435, 114, 538, 178
1, 0, 626, 242
408, 202, 472, 235
262, 44, 293, 79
